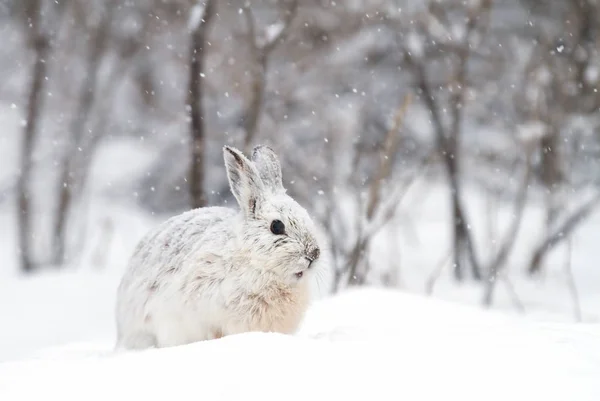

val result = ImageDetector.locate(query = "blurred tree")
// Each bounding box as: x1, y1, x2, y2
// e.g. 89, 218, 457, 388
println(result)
16, 0, 66, 272
516, 0, 600, 274
188, 0, 216, 209
399, 0, 495, 281
53, 0, 117, 265
240, 0, 298, 155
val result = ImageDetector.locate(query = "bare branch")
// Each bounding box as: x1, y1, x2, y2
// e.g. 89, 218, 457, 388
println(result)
528, 191, 600, 274
402, 51, 447, 151
366, 94, 413, 220
564, 237, 582, 322
346, 95, 412, 286
448, 0, 493, 149
425, 249, 453, 295
242, 5, 258, 55
53, 0, 117, 265
363, 148, 435, 241
242, 0, 299, 154
499, 275, 526, 313
483, 143, 533, 306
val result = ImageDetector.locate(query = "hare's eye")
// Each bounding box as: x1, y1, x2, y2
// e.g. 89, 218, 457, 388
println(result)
270, 220, 285, 235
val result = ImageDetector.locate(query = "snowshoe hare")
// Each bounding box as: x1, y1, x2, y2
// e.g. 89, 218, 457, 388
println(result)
115, 145, 323, 349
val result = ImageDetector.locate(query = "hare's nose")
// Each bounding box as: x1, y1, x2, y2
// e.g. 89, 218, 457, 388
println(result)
305, 247, 320, 267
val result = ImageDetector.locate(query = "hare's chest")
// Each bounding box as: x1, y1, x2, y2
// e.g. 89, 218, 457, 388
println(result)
225, 283, 310, 335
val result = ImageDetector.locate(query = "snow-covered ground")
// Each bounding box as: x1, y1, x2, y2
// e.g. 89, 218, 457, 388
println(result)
1, 288, 599, 401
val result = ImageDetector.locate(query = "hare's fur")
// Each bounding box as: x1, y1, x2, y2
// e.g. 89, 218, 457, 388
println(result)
115, 145, 322, 349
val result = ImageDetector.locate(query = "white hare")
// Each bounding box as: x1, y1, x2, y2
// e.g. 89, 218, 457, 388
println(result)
115, 145, 324, 349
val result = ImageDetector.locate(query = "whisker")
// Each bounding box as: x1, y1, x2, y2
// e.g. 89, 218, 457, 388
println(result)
315, 268, 326, 297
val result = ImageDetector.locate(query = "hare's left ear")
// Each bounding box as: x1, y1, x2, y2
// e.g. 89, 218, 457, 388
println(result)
251, 145, 285, 195
223, 146, 265, 217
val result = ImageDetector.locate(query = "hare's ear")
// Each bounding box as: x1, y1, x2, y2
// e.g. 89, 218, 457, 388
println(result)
251, 145, 285, 195
223, 146, 265, 217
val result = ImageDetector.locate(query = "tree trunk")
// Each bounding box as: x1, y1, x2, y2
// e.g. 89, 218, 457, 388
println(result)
17, 0, 48, 273
442, 135, 481, 281
405, 45, 482, 282
188, 0, 216, 210
446, 151, 479, 281
539, 128, 562, 226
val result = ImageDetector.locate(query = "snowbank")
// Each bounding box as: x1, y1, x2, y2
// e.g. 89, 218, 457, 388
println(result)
0, 269, 120, 362
1, 288, 599, 401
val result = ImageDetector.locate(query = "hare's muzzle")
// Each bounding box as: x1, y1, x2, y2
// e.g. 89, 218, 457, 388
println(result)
305, 247, 320, 268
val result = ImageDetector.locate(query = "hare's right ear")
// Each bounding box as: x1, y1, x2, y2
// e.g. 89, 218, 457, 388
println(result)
251, 145, 285, 195
223, 146, 265, 217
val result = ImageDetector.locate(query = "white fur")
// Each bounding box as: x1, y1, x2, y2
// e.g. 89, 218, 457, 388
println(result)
115, 145, 324, 349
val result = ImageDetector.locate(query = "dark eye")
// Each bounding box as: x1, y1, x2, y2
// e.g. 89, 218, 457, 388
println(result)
270, 220, 285, 235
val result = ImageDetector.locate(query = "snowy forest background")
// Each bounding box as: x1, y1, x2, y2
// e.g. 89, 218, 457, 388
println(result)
1, 0, 600, 361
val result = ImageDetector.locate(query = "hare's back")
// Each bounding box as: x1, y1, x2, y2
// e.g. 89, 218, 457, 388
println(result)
126, 206, 236, 277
